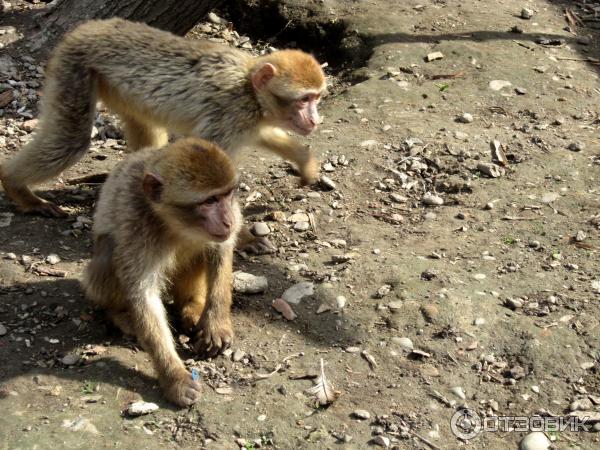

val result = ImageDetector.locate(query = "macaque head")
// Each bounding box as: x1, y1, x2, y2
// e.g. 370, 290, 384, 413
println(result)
251, 50, 326, 136
143, 138, 241, 243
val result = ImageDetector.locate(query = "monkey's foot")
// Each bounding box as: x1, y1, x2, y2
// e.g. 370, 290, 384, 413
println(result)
163, 370, 202, 407
193, 318, 234, 358
21, 200, 68, 218
238, 236, 277, 255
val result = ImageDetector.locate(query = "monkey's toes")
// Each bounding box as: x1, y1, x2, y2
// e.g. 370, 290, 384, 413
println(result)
194, 325, 234, 358
241, 236, 276, 255
165, 374, 202, 407
23, 201, 68, 218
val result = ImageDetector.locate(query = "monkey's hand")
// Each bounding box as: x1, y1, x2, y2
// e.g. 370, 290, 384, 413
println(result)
193, 314, 234, 358
299, 152, 319, 186
162, 368, 202, 407
236, 226, 277, 255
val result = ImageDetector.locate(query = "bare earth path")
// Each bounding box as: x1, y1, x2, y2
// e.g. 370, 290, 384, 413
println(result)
0, 0, 599, 449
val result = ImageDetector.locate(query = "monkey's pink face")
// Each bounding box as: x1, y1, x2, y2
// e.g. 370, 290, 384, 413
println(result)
194, 190, 236, 242
288, 93, 322, 136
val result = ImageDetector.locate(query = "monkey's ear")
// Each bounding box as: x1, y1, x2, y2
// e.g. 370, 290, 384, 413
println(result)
143, 172, 164, 202
252, 63, 277, 90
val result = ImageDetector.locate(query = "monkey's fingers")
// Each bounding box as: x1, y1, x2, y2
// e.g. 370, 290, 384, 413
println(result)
165, 374, 202, 407
241, 236, 277, 255
194, 328, 233, 358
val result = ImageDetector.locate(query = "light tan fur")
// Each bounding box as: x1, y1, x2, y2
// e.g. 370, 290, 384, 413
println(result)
0, 18, 326, 226
81, 137, 241, 407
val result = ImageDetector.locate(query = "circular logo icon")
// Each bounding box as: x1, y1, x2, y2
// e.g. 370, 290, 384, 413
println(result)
451, 408, 482, 440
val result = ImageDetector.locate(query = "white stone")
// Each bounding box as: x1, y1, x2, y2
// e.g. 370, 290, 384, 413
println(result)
126, 401, 159, 416
519, 432, 550, 450
251, 222, 270, 237
450, 386, 466, 400
422, 193, 443, 206
393, 337, 413, 352
293, 221, 310, 232
233, 271, 268, 294
489, 80, 512, 91
46, 254, 61, 265
282, 282, 314, 304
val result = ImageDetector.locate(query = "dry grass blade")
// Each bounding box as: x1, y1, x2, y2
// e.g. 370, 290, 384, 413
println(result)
306, 358, 340, 406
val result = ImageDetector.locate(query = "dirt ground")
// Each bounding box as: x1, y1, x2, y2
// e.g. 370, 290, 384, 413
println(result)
1, 0, 599, 449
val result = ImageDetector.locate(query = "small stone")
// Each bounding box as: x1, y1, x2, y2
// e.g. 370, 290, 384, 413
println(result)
207, 12, 226, 25
46, 254, 61, 265
320, 175, 336, 190
251, 222, 270, 237
268, 211, 286, 222
336, 296, 347, 309
288, 212, 309, 223
528, 240, 541, 249
372, 436, 390, 448
316, 304, 331, 314
345, 346, 361, 353
473, 318, 486, 326
421, 304, 438, 322
387, 301, 402, 311
473, 273, 486, 280
450, 386, 466, 400
484, 202, 494, 210
426, 51, 444, 62
392, 337, 413, 352
567, 142, 584, 152
489, 80, 512, 91
282, 281, 314, 305
5, 252, 16, 260
360, 139, 378, 149
390, 193, 408, 203
293, 221, 310, 232
422, 193, 443, 206
233, 271, 268, 294
0, 324, 7, 336
272, 298, 297, 320
541, 192, 558, 203
505, 298, 524, 310
515, 87, 527, 95
575, 230, 586, 242
352, 409, 370, 420
126, 401, 159, 416
374, 284, 392, 299
21, 119, 38, 132
232, 349, 246, 362
322, 162, 335, 172
520, 8, 534, 19
61, 353, 80, 366
477, 162, 505, 178
456, 113, 473, 123
519, 431, 550, 450
531, 385, 540, 394
570, 398, 593, 412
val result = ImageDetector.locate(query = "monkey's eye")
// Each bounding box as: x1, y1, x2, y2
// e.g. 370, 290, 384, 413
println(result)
203, 196, 218, 205
299, 95, 311, 104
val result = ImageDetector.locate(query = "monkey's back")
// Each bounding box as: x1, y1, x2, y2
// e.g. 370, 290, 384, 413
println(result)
52, 19, 261, 149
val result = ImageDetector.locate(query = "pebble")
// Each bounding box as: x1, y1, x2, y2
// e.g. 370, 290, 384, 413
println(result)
456, 113, 473, 123
421, 304, 439, 322
272, 298, 296, 320
61, 353, 80, 366
336, 296, 347, 309
233, 271, 268, 294
489, 80, 512, 91
45, 254, 61, 265
232, 349, 246, 362
345, 346, 361, 353
251, 222, 270, 237
21, 118, 38, 132
293, 221, 310, 232
505, 298, 524, 309
5, 252, 16, 260
473, 273, 486, 280
484, 202, 494, 210
126, 401, 159, 416
520, 8, 534, 19
387, 301, 402, 311
531, 385, 540, 394
316, 304, 331, 314
322, 162, 335, 172
0, 324, 7, 336
422, 193, 444, 206
390, 193, 408, 203
207, 12, 226, 25
515, 87, 527, 95
374, 284, 392, 299
360, 139, 378, 149
570, 398, 593, 411
352, 409, 370, 420
282, 281, 314, 304
519, 432, 550, 450
320, 175, 336, 190
450, 386, 466, 400
288, 212, 309, 223
372, 436, 390, 448
540, 192, 558, 203
393, 337, 413, 352
477, 162, 505, 178
567, 141, 584, 152
426, 51, 444, 62
575, 230, 586, 242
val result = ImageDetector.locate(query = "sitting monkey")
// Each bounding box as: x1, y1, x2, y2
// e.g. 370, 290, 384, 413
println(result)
82, 137, 241, 406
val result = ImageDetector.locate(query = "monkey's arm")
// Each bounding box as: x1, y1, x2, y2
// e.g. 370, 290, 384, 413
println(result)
123, 273, 202, 406
194, 246, 235, 357
255, 125, 319, 185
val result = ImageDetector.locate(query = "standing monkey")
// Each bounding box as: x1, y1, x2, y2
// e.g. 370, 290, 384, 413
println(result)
0, 18, 326, 225
82, 137, 241, 406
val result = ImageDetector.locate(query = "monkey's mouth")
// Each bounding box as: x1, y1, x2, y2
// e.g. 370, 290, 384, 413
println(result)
209, 232, 231, 242
291, 122, 316, 136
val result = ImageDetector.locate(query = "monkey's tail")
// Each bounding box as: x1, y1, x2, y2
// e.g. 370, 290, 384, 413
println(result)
1, 44, 97, 187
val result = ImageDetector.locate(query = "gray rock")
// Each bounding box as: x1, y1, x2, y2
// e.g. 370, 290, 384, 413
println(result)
251, 222, 270, 237
126, 401, 159, 416
232, 349, 246, 362
0, 324, 7, 336
320, 175, 336, 190
519, 432, 550, 450
372, 436, 390, 447
505, 298, 524, 309
392, 337, 413, 351
521, 8, 534, 19
567, 141, 585, 152
46, 254, 61, 265
457, 113, 474, 123
293, 221, 310, 232
282, 281, 314, 304
422, 193, 444, 206
233, 271, 268, 294
61, 353, 80, 366
352, 409, 370, 420
477, 162, 505, 178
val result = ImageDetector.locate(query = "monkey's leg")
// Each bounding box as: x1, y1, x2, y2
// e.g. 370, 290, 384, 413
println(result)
0, 62, 96, 217
129, 287, 202, 406
193, 248, 235, 357
171, 257, 208, 332
256, 126, 319, 185
120, 114, 169, 152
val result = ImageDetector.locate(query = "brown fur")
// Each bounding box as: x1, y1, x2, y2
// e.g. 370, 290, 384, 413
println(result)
81, 137, 241, 407
0, 18, 326, 224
